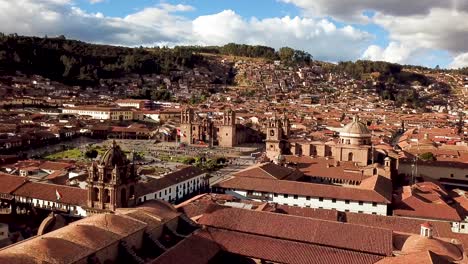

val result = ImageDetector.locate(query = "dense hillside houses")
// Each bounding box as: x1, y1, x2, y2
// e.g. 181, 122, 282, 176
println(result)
0, 37, 466, 263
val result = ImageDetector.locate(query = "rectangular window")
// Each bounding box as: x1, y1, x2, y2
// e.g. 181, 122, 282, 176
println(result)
319, 197, 323, 202
332, 199, 336, 203
359, 201, 364, 205
306, 196, 311, 200
345, 200, 350, 204
305, 205, 311, 208
450, 174, 454, 178
372, 212, 377, 215
358, 211, 363, 213
345, 209, 350, 212
274, 193, 278, 197
293, 195, 298, 199
372, 202, 377, 207
284, 194, 288, 198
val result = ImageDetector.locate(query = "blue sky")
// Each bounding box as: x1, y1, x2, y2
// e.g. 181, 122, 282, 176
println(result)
2, 0, 468, 68
78, 0, 300, 19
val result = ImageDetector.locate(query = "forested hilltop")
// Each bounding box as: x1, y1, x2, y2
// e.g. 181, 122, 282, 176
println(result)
0, 33, 466, 88
0, 34, 203, 86
0, 34, 314, 86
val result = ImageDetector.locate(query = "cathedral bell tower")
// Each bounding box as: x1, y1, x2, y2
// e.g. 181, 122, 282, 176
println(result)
180, 108, 194, 145
87, 141, 137, 213
265, 114, 289, 161
218, 109, 237, 147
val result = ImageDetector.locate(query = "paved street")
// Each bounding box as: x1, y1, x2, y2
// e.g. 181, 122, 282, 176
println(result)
209, 156, 255, 186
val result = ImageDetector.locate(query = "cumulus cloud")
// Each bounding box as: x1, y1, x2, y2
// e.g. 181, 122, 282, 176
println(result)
284, 0, 468, 66
373, 8, 468, 54
192, 10, 372, 61
0, 0, 373, 62
0, 0, 193, 46
450, 53, 468, 69
362, 42, 413, 64
281, 0, 468, 23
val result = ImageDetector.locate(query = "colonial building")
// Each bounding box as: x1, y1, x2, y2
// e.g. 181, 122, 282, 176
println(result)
62, 106, 134, 121
267, 115, 376, 165
137, 166, 208, 204
86, 140, 138, 213
179, 108, 238, 147
115, 99, 151, 109
214, 174, 392, 215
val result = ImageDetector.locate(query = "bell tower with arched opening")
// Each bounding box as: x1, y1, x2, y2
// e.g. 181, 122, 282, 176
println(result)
265, 114, 289, 161
87, 141, 138, 212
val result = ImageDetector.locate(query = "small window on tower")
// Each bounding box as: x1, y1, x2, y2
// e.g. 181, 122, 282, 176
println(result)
270, 130, 275, 136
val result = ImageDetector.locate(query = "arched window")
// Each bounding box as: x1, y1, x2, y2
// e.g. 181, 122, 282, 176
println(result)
93, 188, 100, 201
270, 130, 275, 137
120, 188, 127, 207
348, 152, 353, 162
104, 189, 111, 203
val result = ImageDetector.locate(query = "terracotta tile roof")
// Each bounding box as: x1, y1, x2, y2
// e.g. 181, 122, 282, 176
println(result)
265, 204, 339, 221
13, 181, 87, 206
133, 200, 181, 221
359, 175, 393, 203
0, 173, 27, 194
342, 212, 468, 256
234, 162, 302, 180
198, 207, 393, 256
39, 161, 74, 171
215, 176, 391, 204
197, 228, 384, 264
151, 231, 221, 264
0, 212, 153, 263
376, 250, 451, 264
393, 184, 463, 222
286, 156, 373, 182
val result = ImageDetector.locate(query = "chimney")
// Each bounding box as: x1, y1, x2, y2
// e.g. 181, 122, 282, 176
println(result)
420, 222, 433, 238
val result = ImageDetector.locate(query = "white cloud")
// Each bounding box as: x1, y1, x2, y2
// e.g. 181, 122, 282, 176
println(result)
373, 8, 468, 54
362, 42, 413, 64
285, 0, 468, 66
192, 10, 372, 61
281, 0, 468, 23
450, 53, 468, 69
0, 0, 194, 46
0, 1, 373, 62
89, 0, 105, 4
158, 3, 194, 12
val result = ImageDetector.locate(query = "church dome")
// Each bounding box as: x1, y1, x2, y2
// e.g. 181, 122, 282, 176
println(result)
341, 116, 371, 136
99, 141, 128, 167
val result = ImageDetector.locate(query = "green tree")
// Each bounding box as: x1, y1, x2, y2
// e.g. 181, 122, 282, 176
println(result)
279, 47, 295, 62
419, 152, 436, 161
85, 149, 98, 159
